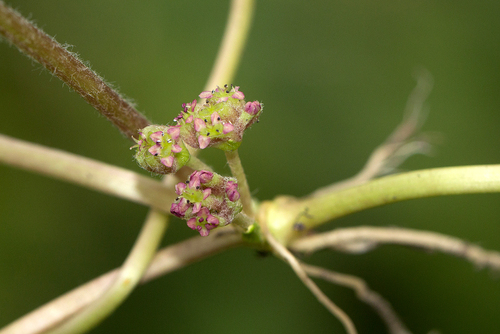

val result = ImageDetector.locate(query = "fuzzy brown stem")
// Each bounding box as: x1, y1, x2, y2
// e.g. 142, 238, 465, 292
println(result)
0, 2, 150, 139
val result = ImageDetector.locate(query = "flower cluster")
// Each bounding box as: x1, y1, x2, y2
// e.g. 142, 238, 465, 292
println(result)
131, 124, 190, 174
170, 170, 242, 236
174, 85, 263, 151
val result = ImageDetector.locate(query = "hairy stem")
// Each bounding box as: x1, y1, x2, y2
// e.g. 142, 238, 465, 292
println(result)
225, 149, 253, 216
0, 2, 150, 139
203, 0, 256, 92
186, 156, 213, 172
264, 165, 500, 244
45, 211, 169, 334
0, 134, 174, 212
232, 212, 255, 231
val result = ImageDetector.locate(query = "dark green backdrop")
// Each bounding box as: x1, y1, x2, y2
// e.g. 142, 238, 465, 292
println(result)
1, 1, 500, 333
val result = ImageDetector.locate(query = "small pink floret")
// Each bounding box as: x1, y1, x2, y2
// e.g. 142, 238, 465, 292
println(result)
175, 182, 186, 195
223, 123, 234, 134
194, 118, 206, 132
199, 170, 214, 183
192, 202, 202, 215
161, 156, 174, 168
186, 218, 197, 230
167, 126, 181, 140
232, 91, 245, 100
211, 112, 221, 125
198, 135, 211, 149
244, 101, 261, 115
150, 131, 163, 143
148, 144, 162, 156
199, 91, 213, 99
171, 144, 182, 153
203, 188, 212, 200
199, 227, 209, 237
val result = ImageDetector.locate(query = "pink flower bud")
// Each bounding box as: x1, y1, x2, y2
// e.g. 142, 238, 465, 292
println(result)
171, 144, 182, 153
226, 181, 240, 202
232, 91, 245, 100
244, 101, 262, 115
198, 135, 211, 149
199, 91, 213, 99
194, 118, 206, 132
148, 144, 162, 156
211, 112, 221, 125
160, 156, 174, 167
175, 182, 186, 195
150, 131, 163, 143
198, 170, 214, 183
223, 123, 234, 134
202, 188, 212, 200
166, 126, 181, 140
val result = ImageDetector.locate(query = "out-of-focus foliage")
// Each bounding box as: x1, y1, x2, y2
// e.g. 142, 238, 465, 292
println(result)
1, 1, 499, 333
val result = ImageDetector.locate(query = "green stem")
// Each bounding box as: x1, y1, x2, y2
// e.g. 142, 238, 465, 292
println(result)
0, 2, 150, 139
203, 0, 256, 91
45, 210, 169, 334
187, 156, 213, 172
225, 149, 253, 216
0, 133, 175, 212
265, 165, 500, 244
232, 212, 255, 231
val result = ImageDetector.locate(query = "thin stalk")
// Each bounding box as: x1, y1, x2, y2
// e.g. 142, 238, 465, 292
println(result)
232, 212, 254, 231
264, 165, 500, 244
225, 149, 253, 216
0, 133, 175, 212
45, 210, 169, 334
187, 156, 213, 172
203, 0, 256, 92
0, 2, 150, 139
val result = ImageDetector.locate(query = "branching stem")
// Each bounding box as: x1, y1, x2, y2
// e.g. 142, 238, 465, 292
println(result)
265, 165, 500, 244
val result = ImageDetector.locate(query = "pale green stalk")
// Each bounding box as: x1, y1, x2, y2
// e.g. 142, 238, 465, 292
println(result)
203, 0, 256, 92
225, 149, 253, 216
187, 156, 213, 172
264, 165, 500, 244
232, 212, 255, 231
45, 210, 169, 334
0, 134, 175, 212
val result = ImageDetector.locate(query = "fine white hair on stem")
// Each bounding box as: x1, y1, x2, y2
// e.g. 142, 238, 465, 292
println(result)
301, 263, 412, 334
262, 227, 358, 334
290, 226, 500, 271
312, 69, 434, 196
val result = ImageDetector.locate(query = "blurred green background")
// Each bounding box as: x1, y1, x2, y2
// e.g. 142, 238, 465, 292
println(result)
1, 1, 500, 333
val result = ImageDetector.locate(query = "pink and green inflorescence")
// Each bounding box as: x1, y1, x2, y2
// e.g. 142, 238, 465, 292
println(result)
131, 124, 190, 174
174, 85, 263, 152
131, 85, 259, 235
170, 170, 243, 236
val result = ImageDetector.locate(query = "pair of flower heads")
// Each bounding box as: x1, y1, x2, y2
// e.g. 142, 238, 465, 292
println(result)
131, 85, 262, 236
